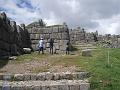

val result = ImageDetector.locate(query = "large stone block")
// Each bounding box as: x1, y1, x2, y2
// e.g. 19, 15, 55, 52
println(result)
0, 49, 10, 57
52, 27, 59, 33
80, 83, 90, 90
45, 73, 53, 80
58, 84, 69, 90
14, 74, 24, 81
82, 49, 92, 57
44, 34, 50, 39
31, 40, 39, 44
30, 34, 40, 40
0, 12, 7, 21
30, 74, 37, 80
2, 27, 10, 42
36, 73, 46, 81
31, 44, 38, 51
24, 74, 31, 81
0, 40, 10, 51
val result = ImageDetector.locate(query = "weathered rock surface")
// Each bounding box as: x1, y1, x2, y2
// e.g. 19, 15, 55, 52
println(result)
0, 80, 90, 90
0, 12, 31, 58
82, 49, 92, 57
0, 72, 89, 81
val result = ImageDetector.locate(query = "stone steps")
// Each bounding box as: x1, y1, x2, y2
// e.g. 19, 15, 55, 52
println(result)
0, 80, 90, 90
74, 43, 97, 50
0, 72, 89, 81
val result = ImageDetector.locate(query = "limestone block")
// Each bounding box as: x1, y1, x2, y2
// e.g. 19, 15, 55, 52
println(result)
2, 85, 11, 90
27, 29, 32, 33
38, 28, 44, 34
20, 24, 25, 30
31, 40, 39, 44
24, 74, 31, 81
41, 86, 50, 90
45, 73, 53, 80
0, 49, 9, 57
58, 85, 69, 90
2, 28, 10, 42
69, 85, 80, 90
50, 85, 59, 90
23, 48, 31, 54
62, 33, 69, 40
33, 86, 42, 90
30, 74, 37, 80
44, 34, 50, 39
79, 83, 90, 90
82, 49, 92, 57
47, 28, 52, 34
31, 44, 38, 51
0, 74, 3, 80
35, 34, 40, 40
57, 33, 62, 40
0, 12, 7, 21
10, 21, 16, 28
53, 73, 60, 80
59, 27, 64, 33
53, 27, 59, 33
30, 34, 40, 40
30, 34, 35, 39
46, 42, 50, 48
0, 41, 10, 51
54, 43, 60, 50
11, 85, 24, 90
14, 74, 24, 81
3, 74, 14, 81
36, 73, 46, 81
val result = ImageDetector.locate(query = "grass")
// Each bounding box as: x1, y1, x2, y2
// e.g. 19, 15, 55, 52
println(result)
1, 47, 120, 90
15, 52, 51, 62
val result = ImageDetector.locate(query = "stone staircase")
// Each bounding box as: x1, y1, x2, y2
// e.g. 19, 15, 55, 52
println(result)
74, 43, 97, 50
0, 72, 90, 90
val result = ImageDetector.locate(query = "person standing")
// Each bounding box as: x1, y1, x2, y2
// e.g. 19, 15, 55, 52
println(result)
66, 41, 70, 55
49, 38, 54, 54
38, 38, 44, 54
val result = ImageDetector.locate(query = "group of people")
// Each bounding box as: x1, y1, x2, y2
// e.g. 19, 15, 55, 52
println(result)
38, 38, 70, 54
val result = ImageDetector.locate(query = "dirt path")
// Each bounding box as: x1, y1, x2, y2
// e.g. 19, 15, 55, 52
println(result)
0, 54, 78, 74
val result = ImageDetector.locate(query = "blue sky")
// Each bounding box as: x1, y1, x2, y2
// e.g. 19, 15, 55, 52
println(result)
0, 0, 120, 34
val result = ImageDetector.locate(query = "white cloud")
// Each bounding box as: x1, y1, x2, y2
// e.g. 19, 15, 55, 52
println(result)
0, 0, 120, 34
94, 15, 120, 34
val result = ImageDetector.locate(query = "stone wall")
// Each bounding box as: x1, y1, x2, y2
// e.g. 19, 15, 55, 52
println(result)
27, 24, 70, 52
0, 12, 30, 58
70, 28, 98, 44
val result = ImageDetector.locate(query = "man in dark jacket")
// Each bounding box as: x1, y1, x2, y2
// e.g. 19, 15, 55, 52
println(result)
49, 38, 54, 54
66, 41, 70, 55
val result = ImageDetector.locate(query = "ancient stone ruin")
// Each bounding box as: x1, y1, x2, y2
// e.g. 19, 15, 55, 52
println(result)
0, 12, 31, 59
27, 22, 70, 52
0, 72, 90, 90
1, 12, 120, 59
70, 27, 98, 44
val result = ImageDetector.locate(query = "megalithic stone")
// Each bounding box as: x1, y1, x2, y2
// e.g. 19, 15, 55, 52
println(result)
0, 12, 7, 22
20, 24, 26, 30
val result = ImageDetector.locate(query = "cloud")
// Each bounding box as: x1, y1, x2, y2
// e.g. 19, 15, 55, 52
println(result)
0, 0, 120, 34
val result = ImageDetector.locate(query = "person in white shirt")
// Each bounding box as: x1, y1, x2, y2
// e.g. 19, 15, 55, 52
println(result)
38, 38, 44, 54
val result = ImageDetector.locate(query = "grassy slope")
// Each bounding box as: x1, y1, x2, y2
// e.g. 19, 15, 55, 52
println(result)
2, 48, 120, 90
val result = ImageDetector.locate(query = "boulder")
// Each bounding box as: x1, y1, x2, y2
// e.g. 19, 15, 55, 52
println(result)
23, 48, 31, 54
82, 49, 92, 57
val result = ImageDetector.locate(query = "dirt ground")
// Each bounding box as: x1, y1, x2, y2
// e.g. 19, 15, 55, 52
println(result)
0, 54, 78, 74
